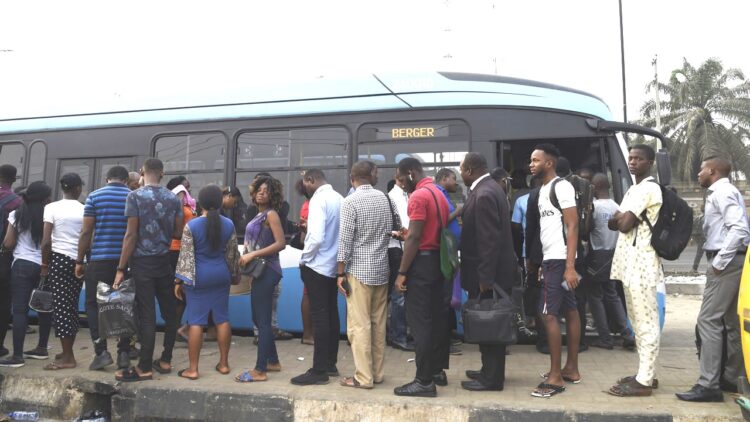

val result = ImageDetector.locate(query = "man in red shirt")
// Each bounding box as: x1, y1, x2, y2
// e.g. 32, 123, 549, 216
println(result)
394, 158, 450, 397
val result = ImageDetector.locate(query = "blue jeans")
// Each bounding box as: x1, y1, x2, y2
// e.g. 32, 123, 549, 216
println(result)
10, 259, 51, 357
387, 290, 408, 346
252, 269, 281, 372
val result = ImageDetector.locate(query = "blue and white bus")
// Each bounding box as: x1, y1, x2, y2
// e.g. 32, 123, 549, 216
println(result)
0, 72, 668, 333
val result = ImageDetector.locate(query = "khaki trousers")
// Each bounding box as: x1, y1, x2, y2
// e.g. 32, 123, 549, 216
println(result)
345, 274, 388, 387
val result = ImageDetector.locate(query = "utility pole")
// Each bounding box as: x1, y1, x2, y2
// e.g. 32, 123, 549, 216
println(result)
652, 55, 662, 151
618, 0, 627, 123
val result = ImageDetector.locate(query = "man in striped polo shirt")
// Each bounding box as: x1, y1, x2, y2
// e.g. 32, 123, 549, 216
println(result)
75, 165, 132, 371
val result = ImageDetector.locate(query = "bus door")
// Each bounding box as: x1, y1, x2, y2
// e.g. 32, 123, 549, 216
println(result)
58, 156, 135, 200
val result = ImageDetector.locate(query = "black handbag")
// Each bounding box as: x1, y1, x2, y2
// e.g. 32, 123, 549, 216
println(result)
584, 249, 615, 282
462, 285, 519, 345
241, 243, 267, 279
29, 276, 53, 313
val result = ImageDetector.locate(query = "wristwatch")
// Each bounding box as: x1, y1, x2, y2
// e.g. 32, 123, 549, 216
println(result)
75, 260, 85, 265
117, 267, 126, 273
337, 273, 346, 278
398, 271, 407, 276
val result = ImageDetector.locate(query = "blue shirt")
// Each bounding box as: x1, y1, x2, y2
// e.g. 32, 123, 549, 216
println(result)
512, 193, 529, 258
125, 185, 182, 258
300, 184, 343, 278
84, 182, 130, 261
435, 184, 461, 244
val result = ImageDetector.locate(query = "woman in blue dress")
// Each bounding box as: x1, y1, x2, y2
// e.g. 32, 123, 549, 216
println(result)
175, 185, 239, 380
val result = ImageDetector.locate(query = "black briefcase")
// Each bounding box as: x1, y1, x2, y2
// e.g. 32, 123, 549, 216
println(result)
462, 286, 519, 345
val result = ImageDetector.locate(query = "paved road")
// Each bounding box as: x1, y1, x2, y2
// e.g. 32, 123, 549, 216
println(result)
1, 295, 744, 421
663, 243, 707, 274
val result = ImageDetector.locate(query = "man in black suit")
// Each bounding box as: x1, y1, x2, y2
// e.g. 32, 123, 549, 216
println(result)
458, 153, 520, 391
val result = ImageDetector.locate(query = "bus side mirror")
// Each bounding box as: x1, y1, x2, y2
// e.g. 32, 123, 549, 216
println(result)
655, 150, 672, 186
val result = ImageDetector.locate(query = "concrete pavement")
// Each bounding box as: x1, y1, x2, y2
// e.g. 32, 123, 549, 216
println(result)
0, 295, 744, 421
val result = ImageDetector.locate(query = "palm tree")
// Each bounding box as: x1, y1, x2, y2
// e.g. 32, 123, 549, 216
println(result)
639, 58, 750, 181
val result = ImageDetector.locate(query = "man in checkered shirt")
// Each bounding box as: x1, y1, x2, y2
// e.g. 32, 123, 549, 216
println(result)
336, 160, 400, 389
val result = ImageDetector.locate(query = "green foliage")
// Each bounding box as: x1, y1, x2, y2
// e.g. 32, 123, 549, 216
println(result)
639, 58, 750, 181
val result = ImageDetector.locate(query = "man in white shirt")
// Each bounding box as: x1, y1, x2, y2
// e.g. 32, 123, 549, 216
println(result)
291, 169, 343, 386
528, 143, 582, 398
386, 177, 412, 351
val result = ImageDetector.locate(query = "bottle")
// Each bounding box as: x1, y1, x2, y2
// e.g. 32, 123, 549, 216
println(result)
8, 411, 39, 421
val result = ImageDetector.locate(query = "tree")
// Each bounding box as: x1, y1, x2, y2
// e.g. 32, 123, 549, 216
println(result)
639, 58, 750, 181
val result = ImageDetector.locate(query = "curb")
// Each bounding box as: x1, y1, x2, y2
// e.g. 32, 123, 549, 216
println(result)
0, 372, 679, 422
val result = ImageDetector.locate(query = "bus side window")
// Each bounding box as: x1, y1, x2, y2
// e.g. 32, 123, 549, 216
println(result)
28, 141, 46, 183
0, 142, 26, 183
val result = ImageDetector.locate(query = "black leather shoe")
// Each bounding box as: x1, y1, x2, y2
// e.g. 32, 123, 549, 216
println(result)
461, 379, 503, 391
720, 378, 738, 393
394, 380, 437, 397
675, 384, 723, 402
465, 370, 481, 380
432, 370, 448, 386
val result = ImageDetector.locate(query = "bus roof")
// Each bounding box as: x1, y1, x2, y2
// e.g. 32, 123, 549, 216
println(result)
0, 72, 613, 135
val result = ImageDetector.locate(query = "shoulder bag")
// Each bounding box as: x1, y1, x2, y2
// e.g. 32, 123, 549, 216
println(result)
241, 211, 269, 279
424, 188, 459, 280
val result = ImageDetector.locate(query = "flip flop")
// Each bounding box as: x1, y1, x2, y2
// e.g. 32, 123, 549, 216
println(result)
234, 370, 266, 383
178, 369, 198, 381
531, 382, 566, 398
152, 360, 172, 374
540, 372, 582, 384
43, 361, 76, 370
215, 363, 230, 375
115, 367, 153, 382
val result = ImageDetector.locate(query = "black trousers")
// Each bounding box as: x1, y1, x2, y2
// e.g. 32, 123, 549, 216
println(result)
477, 290, 507, 387
301, 265, 339, 373
85, 260, 131, 355
131, 255, 177, 372
405, 253, 448, 384
0, 251, 12, 349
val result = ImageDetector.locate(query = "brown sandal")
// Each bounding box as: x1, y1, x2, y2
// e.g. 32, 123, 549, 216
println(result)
339, 376, 373, 389
616, 375, 658, 389
607, 378, 652, 397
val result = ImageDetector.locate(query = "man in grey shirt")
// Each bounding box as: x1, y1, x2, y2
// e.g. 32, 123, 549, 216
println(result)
580, 174, 634, 350
677, 157, 750, 402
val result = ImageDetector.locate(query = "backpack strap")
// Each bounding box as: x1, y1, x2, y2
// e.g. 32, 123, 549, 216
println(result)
547, 178, 567, 246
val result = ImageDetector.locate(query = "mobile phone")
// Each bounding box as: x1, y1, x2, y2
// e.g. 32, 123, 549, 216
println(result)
342, 279, 351, 296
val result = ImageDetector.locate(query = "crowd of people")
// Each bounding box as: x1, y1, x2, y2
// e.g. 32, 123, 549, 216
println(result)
0, 143, 745, 402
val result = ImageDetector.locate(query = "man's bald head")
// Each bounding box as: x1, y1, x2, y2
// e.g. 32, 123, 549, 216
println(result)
351, 160, 378, 186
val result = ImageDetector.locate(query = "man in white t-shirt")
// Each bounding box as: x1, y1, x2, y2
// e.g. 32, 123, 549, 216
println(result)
528, 143, 582, 398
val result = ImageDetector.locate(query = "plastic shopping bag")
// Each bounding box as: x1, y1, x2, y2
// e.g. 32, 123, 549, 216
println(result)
97, 278, 137, 338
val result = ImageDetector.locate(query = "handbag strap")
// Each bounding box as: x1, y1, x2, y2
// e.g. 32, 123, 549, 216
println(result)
36, 275, 48, 290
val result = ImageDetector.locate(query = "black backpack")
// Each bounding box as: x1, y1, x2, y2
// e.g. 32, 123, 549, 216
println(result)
550, 175, 594, 245
640, 182, 693, 261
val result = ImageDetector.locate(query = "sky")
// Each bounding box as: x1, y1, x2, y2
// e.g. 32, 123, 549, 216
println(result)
1, 0, 748, 122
